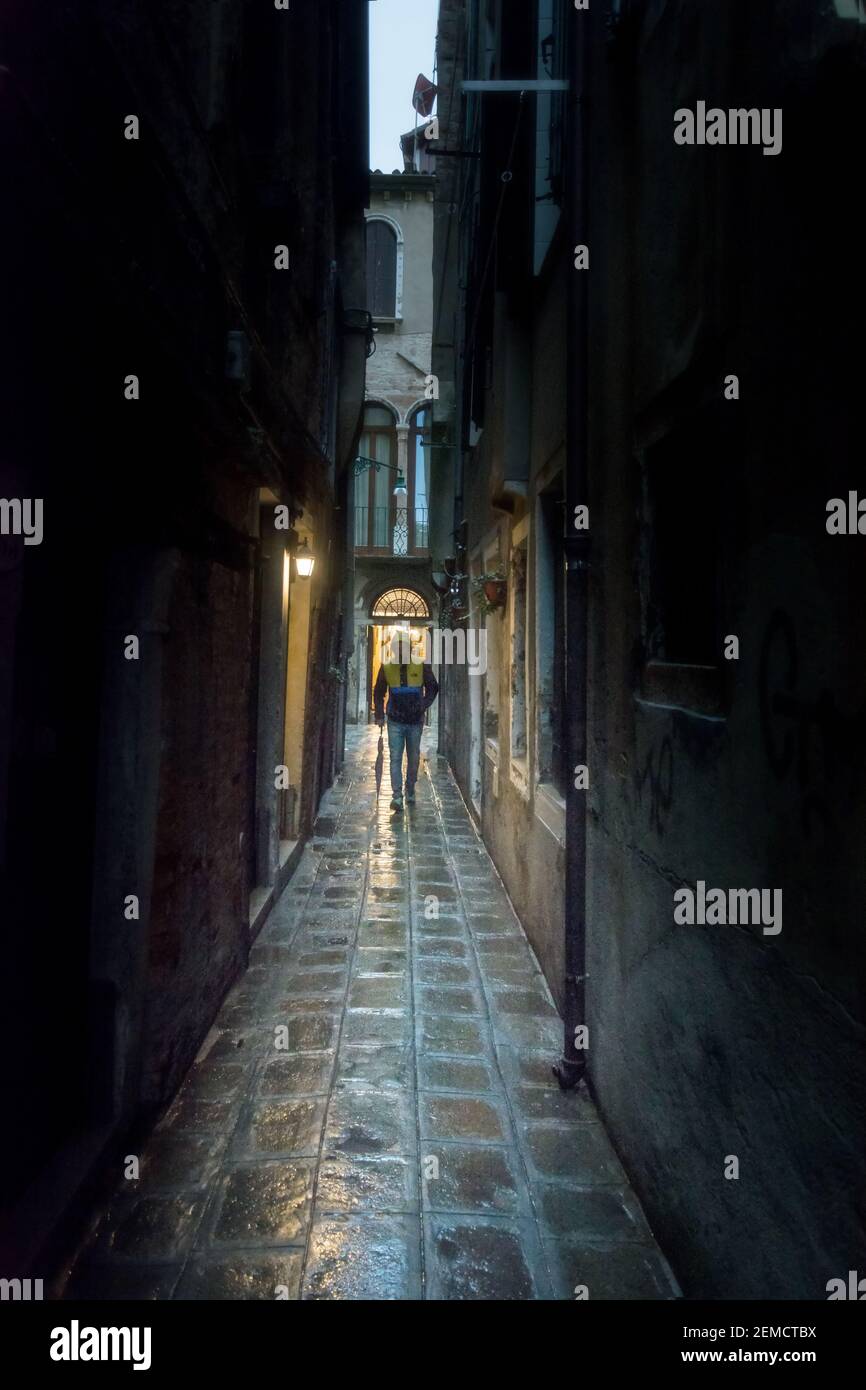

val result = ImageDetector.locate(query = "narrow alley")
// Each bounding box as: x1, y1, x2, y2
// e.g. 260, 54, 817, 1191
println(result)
4, 0, 865, 1341
63, 727, 677, 1302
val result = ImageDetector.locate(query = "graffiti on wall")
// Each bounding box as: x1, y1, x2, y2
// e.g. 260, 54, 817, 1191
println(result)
635, 735, 674, 834
758, 608, 864, 838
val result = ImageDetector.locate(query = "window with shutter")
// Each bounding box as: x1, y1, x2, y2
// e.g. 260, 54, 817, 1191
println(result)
366, 220, 398, 318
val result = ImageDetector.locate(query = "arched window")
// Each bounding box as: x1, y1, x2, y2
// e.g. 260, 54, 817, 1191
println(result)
355, 404, 398, 551
408, 406, 431, 552
366, 218, 401, 319
372, 588, 431, 620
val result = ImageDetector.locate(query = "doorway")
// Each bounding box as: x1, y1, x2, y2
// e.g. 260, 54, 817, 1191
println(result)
367, 621, 434, 724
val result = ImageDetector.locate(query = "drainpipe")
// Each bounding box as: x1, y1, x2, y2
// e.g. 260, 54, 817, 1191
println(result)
554, 4, 591, 1090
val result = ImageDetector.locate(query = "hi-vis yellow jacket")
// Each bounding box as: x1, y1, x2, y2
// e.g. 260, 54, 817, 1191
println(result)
382, 660, 425, 688
373, 659, 439, 725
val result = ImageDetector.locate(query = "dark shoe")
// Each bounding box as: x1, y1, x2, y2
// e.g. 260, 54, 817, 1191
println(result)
390, 796, 403, 812
405, 790, 416, 805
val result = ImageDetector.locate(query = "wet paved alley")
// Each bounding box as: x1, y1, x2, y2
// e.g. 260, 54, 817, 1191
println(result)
64, 727, 679, 1301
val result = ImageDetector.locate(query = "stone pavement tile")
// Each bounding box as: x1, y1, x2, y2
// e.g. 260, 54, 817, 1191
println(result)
418, 1055, 498, 1094
416, 887, 460, 905
479, 961, 547, 991
248, 943, 298, 970
229, 966, 274, 997
292, 930, 356, 956
455, 868, 500, 887
219, 998, 279, 1029
521, 1121, 629, 1184
417, 1013, 493, 1059
296, 946, 351, 968
65, 1260, 182, 1300
366, 871, 405, 889
415, 935, 468, 960
419, 1093, 511, 1144
534, 1183, 651, 1242
324, 1084, 416, 1156
283, 970, 347, 996
231, 1097, 327, 1159
335, 1043, 414, 1090
276, 1014, 340, 1052
158, 1096, 242, 1137
95, 1194, 208, 1261
357, 919, 408, 947
276, 996, 342, 1016
301, 909, 357, 932
367, 885, 406, 904
416, 984, 484, 1016
422, 1144, 521, 1215
474, 935, 534, 960
491, 1013, 562, 1050
322, 886, 361, 903
416, 900, 464, 921
302, 1213, 422, 1300
369, 849, 407, 867
461, 884, 508, 903
467, 914, 521, 937
495, 1045, 563, 1089
415, 957, 477, 986
425, 1216, 543, 1301
352, 946, 407, 973
348, 973, 409, 1010
258, 1053, 335, 1097
174, 1251, 304, 1300
360, 901, 405, 920
315, 1153, 418, 1213
343, 1008, 410, 1046
195, 1028, 262, 1064
510, 1082, 598, 1123
136, 1132, 228, 1192
545, 1240, 679, 1300
208, 1161, 314, 1247
489, 987, 558, 1018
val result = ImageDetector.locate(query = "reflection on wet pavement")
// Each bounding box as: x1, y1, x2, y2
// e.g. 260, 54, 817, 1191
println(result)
63, 727, 677, 1301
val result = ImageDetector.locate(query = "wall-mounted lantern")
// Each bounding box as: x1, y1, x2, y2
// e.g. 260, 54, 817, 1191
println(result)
295, 538, 315, 578
353, 454, 407, 498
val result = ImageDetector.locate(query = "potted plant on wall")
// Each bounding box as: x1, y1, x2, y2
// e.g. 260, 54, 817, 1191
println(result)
472, 569, 507, 616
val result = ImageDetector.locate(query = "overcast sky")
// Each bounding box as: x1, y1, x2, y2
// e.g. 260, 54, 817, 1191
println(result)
369, 0, 439, 172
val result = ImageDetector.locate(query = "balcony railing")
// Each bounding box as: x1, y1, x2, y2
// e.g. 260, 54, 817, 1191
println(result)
354, 506, 429, 555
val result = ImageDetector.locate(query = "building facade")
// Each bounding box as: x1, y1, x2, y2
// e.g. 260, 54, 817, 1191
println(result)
432, 0, 866, 1299
347, 168, 438, 724
432, 0, 569, 1044
0, 0, 368, 1276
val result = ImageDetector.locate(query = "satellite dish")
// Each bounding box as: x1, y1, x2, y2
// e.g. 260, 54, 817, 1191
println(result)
412, 73, 437, 118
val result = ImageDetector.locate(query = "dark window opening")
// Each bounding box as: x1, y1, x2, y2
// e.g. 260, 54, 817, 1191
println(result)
646, 422, 722, 667
540, 489, 568, 798
366, 220, 397, 318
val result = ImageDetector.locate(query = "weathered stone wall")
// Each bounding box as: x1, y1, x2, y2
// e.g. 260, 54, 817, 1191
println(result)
433, 0, 866, 1299
145, 541, 254, 1103
584, 0, 866, 1298
0, 0, 367, 1269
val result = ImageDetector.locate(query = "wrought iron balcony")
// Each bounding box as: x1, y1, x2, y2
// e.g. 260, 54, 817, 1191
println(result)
354, 505, 429, 556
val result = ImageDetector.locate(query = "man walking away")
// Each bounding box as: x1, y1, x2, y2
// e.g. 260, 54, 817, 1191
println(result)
374, 639, 439, 811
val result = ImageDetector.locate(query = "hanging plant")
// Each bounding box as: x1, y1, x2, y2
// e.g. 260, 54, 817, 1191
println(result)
472, 569, 507, 616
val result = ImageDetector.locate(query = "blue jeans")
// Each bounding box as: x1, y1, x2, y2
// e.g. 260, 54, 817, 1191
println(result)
387, 720, 423, 797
